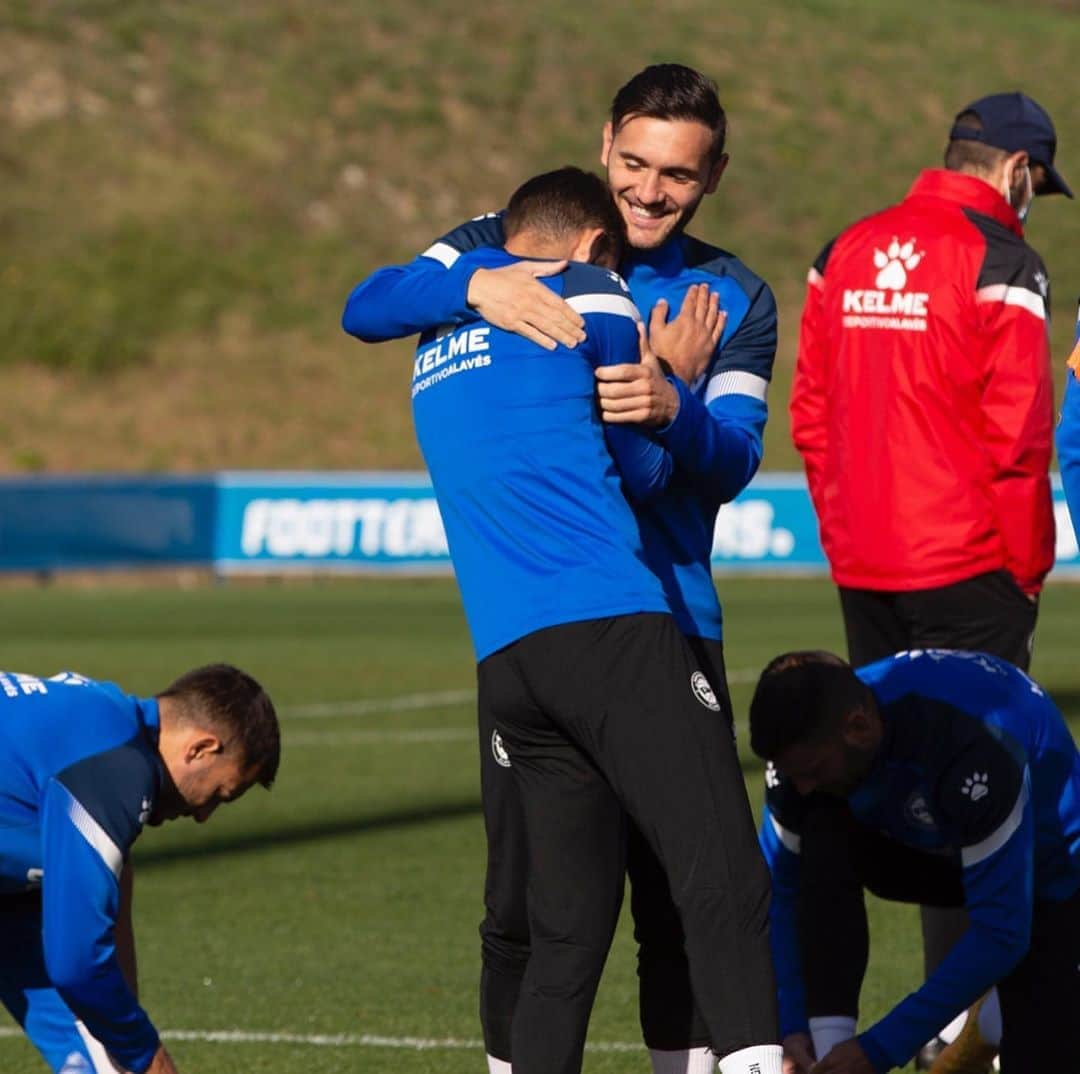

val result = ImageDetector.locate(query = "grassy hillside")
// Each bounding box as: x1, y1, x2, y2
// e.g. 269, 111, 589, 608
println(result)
1, 0, 1079, 472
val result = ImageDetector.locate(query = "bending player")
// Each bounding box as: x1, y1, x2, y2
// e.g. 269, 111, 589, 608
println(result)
0, 664, 280, 1074
749, 649, 1080, 1073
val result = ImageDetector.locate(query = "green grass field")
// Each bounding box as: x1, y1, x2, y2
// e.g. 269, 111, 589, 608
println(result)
0, 576, 1077, 1072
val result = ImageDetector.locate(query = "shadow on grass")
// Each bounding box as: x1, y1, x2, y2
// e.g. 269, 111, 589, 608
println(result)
134, 796, 482, 870
133, 753, 776, 872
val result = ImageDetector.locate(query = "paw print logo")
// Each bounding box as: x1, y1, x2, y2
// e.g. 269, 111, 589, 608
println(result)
873, 237, 924, 290
961, 772, 990, 802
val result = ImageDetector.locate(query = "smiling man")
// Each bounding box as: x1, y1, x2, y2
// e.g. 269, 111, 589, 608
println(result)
0, 665, 280, 1074
342, 66, 776, 1074
749, 650, 1080, 1073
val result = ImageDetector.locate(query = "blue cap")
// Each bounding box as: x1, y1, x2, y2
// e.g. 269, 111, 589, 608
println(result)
950, 91, 1072, 198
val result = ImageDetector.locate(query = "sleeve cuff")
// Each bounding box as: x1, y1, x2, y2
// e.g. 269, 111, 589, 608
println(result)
857, 1030, 895, 1073
653, 375, 692, 438
449, 258, 484, 319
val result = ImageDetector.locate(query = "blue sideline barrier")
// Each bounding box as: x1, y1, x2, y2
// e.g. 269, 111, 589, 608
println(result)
0, 471, 1077, 577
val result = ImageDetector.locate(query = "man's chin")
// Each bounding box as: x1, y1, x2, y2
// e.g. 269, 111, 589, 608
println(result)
626, 222, 672, 250
626, 217, 681, 251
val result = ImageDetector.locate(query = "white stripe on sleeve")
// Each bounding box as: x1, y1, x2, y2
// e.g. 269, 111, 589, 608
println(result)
420, 242, 461, 269
960, 772, 1030, 868
73, 1021, 126, 1073
65, 789, 124, 879
704, 370, 769, 405
975, 284, 1046, 321
770, 813, 802, 855
565, 294, 641, 322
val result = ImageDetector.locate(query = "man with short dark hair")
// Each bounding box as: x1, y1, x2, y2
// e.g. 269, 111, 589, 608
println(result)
0, 664, 280, 1074
401, 165, 781, 1074
344, 64, 776, 1074
749, 649, 1080, 1074
789, 91, 1070, 1067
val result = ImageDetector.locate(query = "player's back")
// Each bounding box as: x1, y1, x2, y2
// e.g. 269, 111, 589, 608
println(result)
858, 650, 1080, 899
411, 248, 668, 661
0, 670, 159, 893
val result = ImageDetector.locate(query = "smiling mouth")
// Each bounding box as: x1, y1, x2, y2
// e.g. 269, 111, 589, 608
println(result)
627, 203, 669, 222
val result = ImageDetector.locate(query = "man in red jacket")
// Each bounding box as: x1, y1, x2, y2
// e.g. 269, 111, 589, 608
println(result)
789, 91, 1071, 1069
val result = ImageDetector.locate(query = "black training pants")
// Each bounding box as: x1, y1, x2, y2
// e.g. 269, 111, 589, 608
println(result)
477, 637, 730, 1058
838, 569, 1038, 673
477, 614, 776, 1074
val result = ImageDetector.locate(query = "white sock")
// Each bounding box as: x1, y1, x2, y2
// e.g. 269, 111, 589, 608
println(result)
809, 1015, 857, 1059
486, 1056, 512, 1074
649, 1047, 716, 1074
716, 1043, 783, 1074
978, 988, 1002, 1047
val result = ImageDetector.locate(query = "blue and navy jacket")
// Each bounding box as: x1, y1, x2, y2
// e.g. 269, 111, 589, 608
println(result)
760, 650, 1080, 1072
342, 212, 778, 641
0, 671, 163, 1071
410, 247, 670, 660
1056, 299, 1080, 537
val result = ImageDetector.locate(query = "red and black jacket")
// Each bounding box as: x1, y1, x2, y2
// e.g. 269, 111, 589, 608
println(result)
791, 169, 1054, 594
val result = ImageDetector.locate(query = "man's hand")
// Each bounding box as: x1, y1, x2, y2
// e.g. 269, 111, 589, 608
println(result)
648, 283, 725, 384
466, 262, 585, 350
144, 1044, 181, 1074
810, 1038, 875, 1074
782, 1032, 816, 1074
595, 323, 680, 427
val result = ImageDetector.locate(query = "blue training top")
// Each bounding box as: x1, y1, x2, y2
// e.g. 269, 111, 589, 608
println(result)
410, 247, 670, 660
342, 211, 777, 641
1056, 299, 1080, 539
758, 650, 1080, 1072
0, 670, 163, 1071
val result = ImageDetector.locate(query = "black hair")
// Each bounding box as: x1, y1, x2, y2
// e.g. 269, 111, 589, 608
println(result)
610, 63, 727, 161
157, 664, 280, 788
748, 651, 870, 761
503, 166, 625, 265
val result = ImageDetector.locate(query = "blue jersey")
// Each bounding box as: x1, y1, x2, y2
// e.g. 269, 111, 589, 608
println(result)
410, 247, 670, 660
342, 212, 777, 640
1056, 299, 1080, 538
0, 671, 163, 1070
759, 650, 1080, 1070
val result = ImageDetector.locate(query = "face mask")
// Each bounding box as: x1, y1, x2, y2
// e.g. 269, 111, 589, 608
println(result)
1003, 162, 1033, 222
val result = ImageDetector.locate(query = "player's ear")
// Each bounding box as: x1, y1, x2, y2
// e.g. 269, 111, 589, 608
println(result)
573, 226, 609, 267
704, 152, 729, 195
187, 732, 224, 763
841, 706, 875, 749
601, 122, 614, 169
